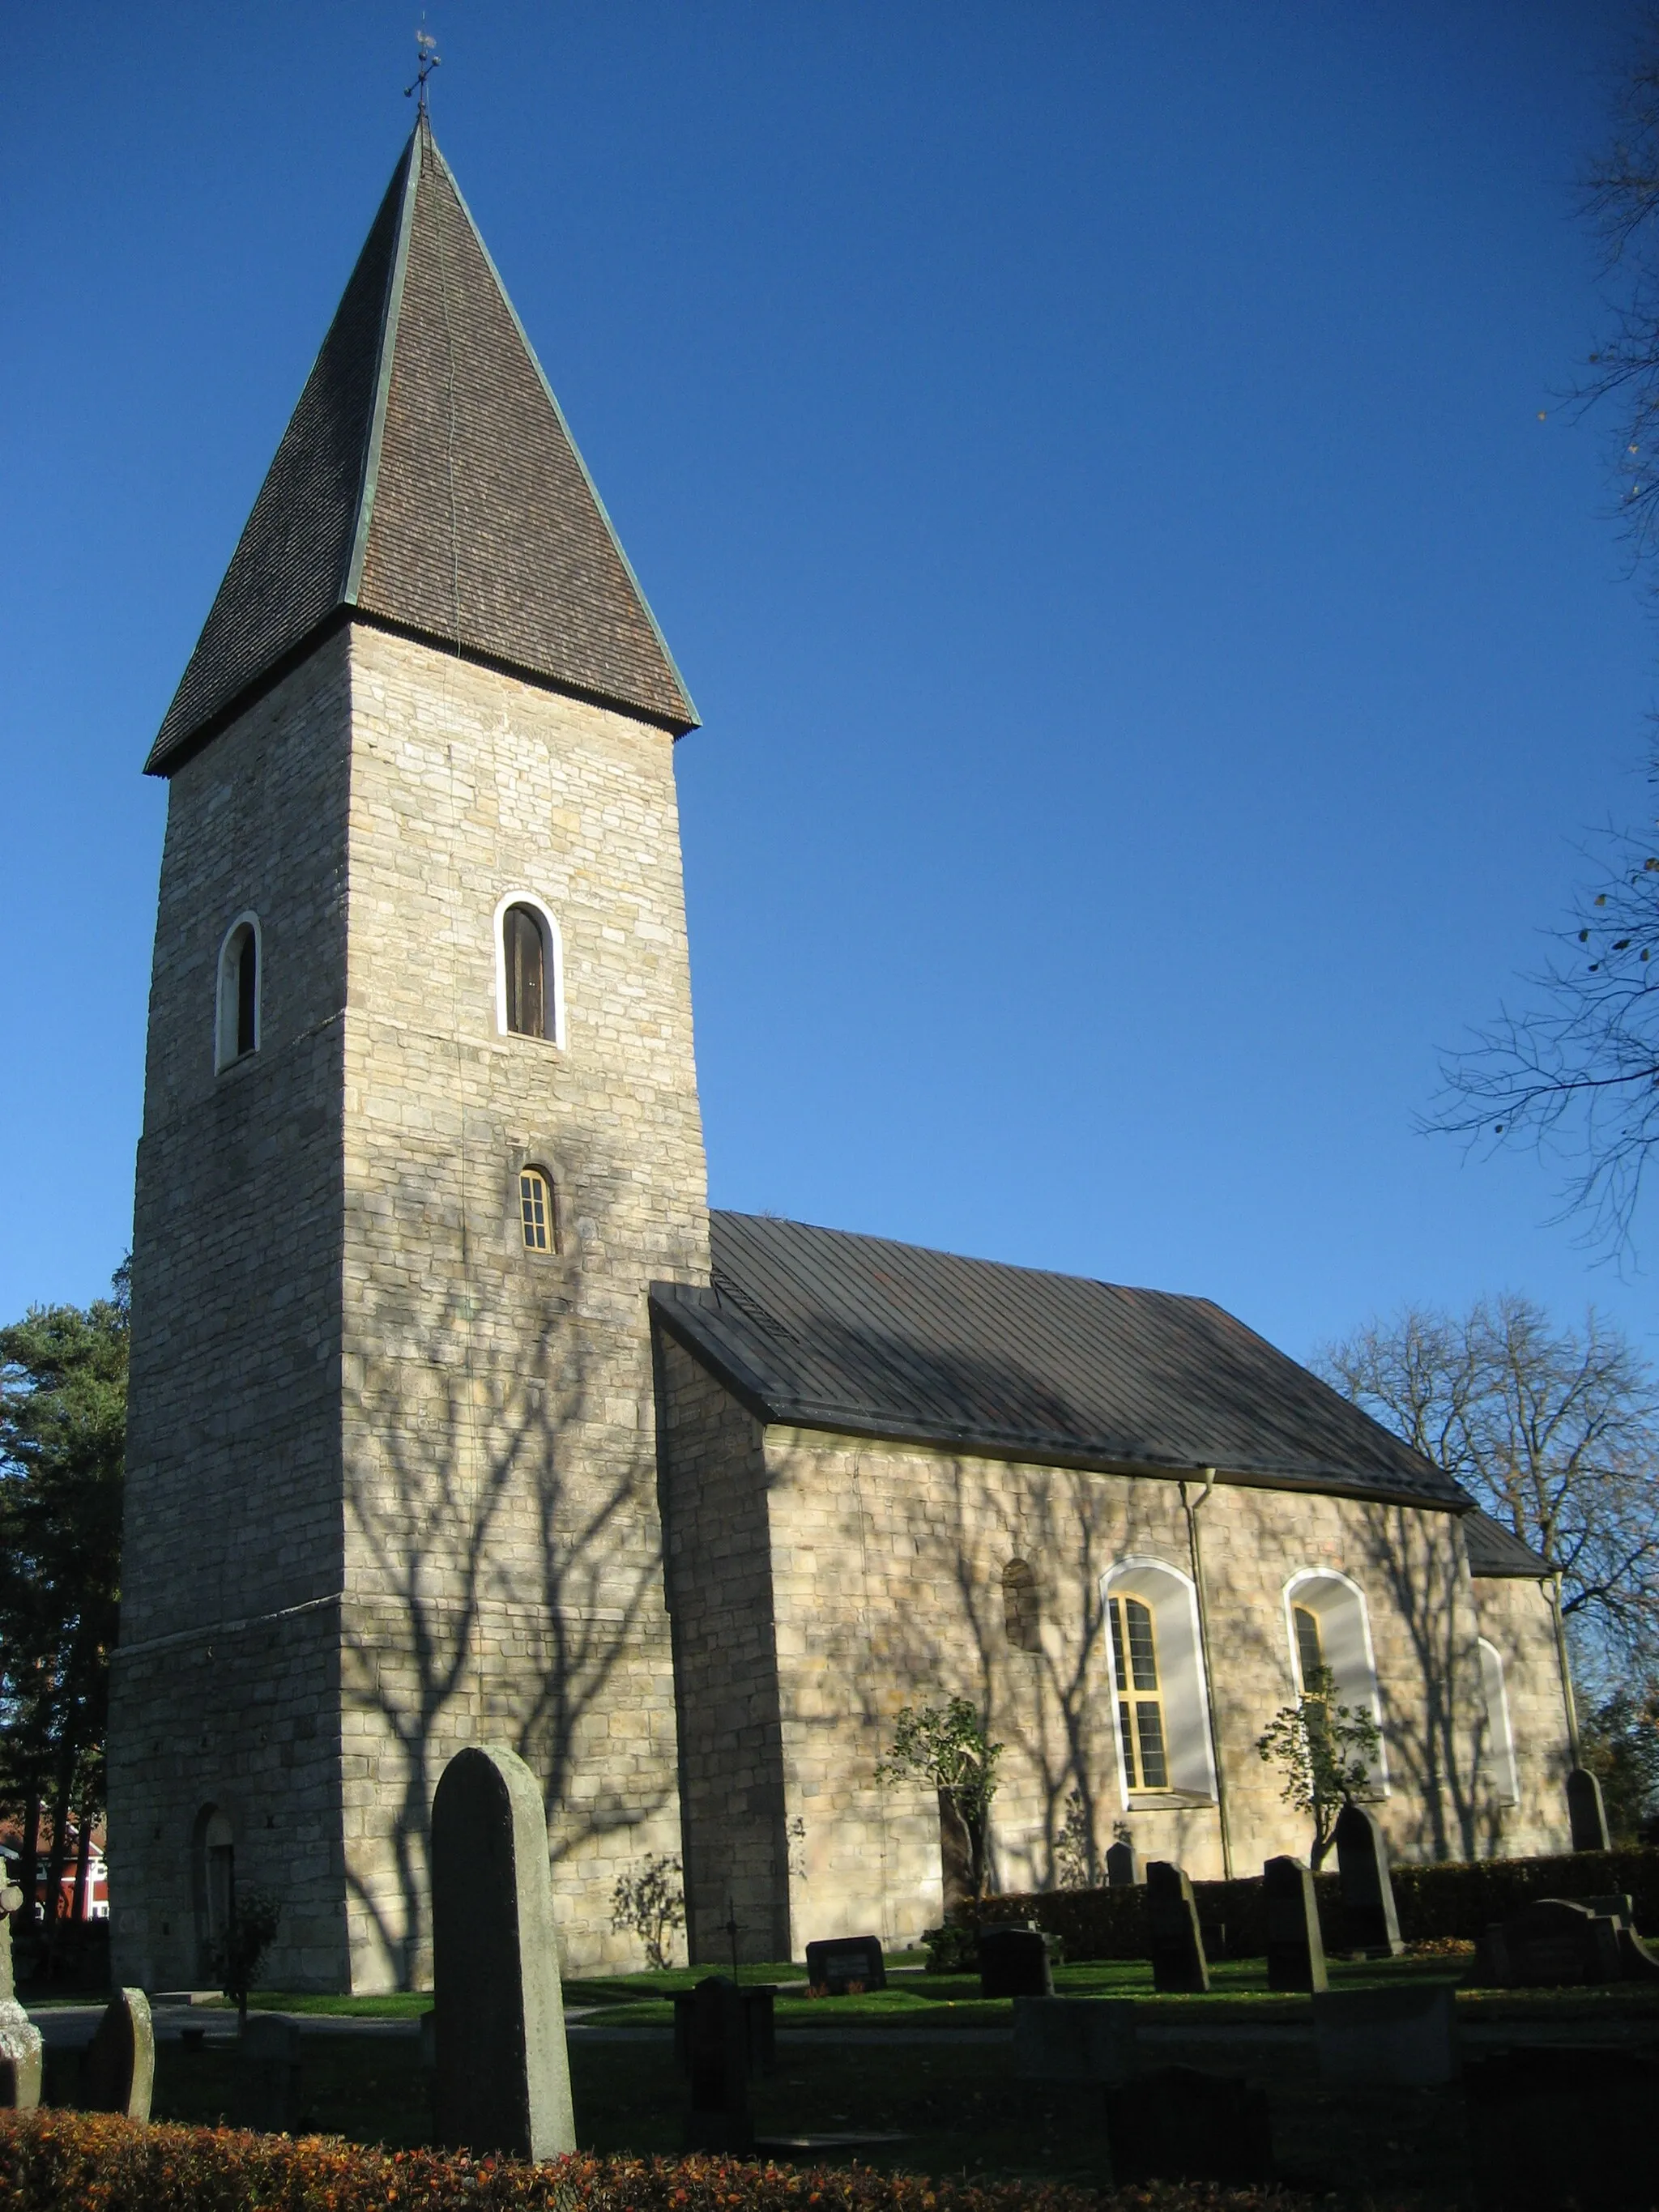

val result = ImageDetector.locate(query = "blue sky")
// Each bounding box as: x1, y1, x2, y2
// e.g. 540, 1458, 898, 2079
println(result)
4, 2, 1658, 1367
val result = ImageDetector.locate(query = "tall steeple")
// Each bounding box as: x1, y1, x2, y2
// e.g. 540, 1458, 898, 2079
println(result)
147, 118, 696, 776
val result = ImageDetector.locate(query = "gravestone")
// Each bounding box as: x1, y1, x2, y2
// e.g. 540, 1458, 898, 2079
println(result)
1013, 1996, 1136, 2082
1567, 1766, 1611, 1852
1465, 2045, 1659, 2211
0, 1882, 42, 2112
235, 2014, 301, 2133
1105, 2066, 1274, 2184
1472, 1898, 1623, 1988
673, 1976, 775, 2152
1105, 1838, 1141, 1887
431, 1743, 576, 2161
979, 1924, 1054, 1998
1313, 1982, 1459, 2086
1145, 1861, 1209, 1993
1264, 1856, 1328, 1993
83, 1988, 155, 2121
1333, 1802, 1402, 1957
804, 1934, 885, 1993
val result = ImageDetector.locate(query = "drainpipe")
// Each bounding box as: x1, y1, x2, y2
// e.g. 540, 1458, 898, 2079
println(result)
1550, 1571, 1580, 1766
1182, 1468, 1234, 1880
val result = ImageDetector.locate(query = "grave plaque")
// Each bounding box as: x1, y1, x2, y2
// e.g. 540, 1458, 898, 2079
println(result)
235, 2014, 301, 2133
1473, 1898, 1623, 1988
675, 1976, 774, 2152
83, 1988, 155, 2121
1105, 1838, 1141, 1888
0, 1882, 42, 2112
1013, 1996, 1136, 2082
1465, 2045, 1659, 2212
432, 1743, 577, 2161
1105, 2065, 1274, 2184
1313, 1982, 1459, 2086
1567, 1766, 1611, 1852
804, 1934, 885, 1993
1333, 1802, 1402, 1956
1145, 1861, 1209, 1994
979, 1924, 1054, 1998
1263, 1856, 1328, 1993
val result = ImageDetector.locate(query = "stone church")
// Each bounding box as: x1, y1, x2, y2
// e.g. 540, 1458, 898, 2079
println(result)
109, 120, 1575, 1993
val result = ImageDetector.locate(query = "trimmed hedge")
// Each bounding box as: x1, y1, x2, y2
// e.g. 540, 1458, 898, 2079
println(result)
950, 1847, 1659, 1960
0, 2112, 1294, 2212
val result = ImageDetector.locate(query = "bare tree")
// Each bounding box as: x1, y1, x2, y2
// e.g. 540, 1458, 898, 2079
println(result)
1433, 19, 1659, 1251
1315, 1298, 1659, 1677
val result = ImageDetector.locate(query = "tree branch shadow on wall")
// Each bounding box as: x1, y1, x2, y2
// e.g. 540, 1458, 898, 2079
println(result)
339, 1113, 675, 1987
1359, 1504, 1486, 1860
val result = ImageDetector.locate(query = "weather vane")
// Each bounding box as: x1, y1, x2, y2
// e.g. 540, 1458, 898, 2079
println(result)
405, 19, 441, 113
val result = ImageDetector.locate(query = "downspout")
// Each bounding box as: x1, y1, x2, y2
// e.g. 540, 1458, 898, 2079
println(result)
1182, 1467, 1234, 1880
1550, 1570, 1580, 1766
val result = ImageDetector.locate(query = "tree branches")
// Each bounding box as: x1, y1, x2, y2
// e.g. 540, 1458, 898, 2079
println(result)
1316, 1298, 1659, 1678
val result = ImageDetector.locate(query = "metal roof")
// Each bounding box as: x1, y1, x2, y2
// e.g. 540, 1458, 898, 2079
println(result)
147, 119, 696, 776
1461, 1507, 1552, 1579
651, 1213, 1473, 1511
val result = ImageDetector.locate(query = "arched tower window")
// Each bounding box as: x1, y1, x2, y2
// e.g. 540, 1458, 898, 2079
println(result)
215, 914, 261, 1070
494, 893, 565, 1046
518, 1166, 557, 1254
1478, 1638, 1520, 1807
190, 1803, 235, 1975
1100, 1558, 1218, 1803
1002, 1559, 1043, 1652
1283, 1569, 1388, 1792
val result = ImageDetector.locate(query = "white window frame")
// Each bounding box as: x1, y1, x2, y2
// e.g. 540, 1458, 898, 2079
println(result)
1100, 1556, 1218, 1805
215, 911, 262, 1072
1282, 1568, 1389, 1794
493, 891, 565, 1049
1478, 1637, 1520, 1807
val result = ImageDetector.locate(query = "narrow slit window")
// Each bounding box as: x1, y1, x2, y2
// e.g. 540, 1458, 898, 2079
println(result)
215, 917, 260, 1069
519, 1168, 553, 1253
1109, 1594, 1168, 1791
1002, 1559, 1043, 1652
504, 905, 547, 1038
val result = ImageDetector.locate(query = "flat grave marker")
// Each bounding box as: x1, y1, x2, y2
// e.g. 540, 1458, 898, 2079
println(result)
804, 1934, 885, 1994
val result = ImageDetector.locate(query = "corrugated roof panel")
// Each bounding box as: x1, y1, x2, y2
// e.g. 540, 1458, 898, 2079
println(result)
650, 1213, 1471, 1510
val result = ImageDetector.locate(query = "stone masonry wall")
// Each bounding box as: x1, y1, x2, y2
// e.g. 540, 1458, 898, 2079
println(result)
655, 1332, 789, 1965
335, 627, 708, 1988
112, 635, 354, 1993
695, 1409, 1524, 1956
1470, 1573, 1574, 1858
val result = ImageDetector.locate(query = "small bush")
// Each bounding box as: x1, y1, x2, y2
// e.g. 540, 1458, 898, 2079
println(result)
921, 1922, 979, 1972
947, 1846, 1659, 1959
0, 2112, 1299, 2212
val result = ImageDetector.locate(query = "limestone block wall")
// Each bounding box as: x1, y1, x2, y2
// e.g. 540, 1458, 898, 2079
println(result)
335, 629, 708, 1988
113, 636, 355, 1993
659, 1355, 1517, 1959
1470, 1572, 1573, 1857
655, 1332, 788, 1964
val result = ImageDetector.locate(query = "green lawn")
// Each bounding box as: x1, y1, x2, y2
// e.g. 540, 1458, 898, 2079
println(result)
232, 1946, 1659, 2030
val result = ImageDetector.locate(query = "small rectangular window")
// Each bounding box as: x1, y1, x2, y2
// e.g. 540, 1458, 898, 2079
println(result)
519, 1169, 552, 1252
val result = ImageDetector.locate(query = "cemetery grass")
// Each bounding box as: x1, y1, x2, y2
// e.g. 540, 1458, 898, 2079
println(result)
139, 2020, 1478, 2204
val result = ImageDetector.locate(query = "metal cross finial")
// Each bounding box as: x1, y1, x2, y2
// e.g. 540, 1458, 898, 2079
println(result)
405, 19, 441, 113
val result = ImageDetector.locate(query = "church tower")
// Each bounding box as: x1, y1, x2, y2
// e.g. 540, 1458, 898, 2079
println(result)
109, 119, 708, 1991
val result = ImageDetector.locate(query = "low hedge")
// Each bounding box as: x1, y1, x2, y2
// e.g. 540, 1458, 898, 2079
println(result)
0, 2112, 1297, 2212
949, 1847, 1659, 1961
